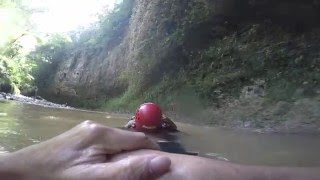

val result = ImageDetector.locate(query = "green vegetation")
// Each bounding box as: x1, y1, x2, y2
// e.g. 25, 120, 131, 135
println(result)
1, 0, 319, 130
98, 1, 320, 114
30, 0, 134, 92
0, 0, 134, 94
30, 34, 72, 90
98, 1, 214, 111
67, 0, 134, 49
0, 0, 35, 93
0, 41, 35, 93
185, 25, 320, 103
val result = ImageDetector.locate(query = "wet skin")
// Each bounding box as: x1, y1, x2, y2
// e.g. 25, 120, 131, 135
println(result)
0, 121, 171, 180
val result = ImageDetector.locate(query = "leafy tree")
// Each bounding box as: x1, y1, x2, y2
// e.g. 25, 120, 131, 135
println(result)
30, 0, 134, 88
30, 34, 72, 89
68, 0, 134, 49
0, 0, 35, 93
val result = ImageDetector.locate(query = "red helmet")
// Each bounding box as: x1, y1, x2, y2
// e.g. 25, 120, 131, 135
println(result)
134, 103, 163, 131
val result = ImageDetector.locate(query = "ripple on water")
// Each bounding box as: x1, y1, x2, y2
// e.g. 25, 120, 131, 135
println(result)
0, 112, 7, 116
43, 116, 60, 120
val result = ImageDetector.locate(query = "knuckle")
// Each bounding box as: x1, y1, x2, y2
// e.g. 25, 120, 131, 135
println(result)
81, 120, 94, 126
81, 121, 103, 136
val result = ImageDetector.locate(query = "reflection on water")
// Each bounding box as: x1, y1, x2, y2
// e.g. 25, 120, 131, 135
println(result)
1, 100, 320, 167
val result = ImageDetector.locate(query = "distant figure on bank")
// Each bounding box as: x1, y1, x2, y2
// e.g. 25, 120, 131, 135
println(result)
125, 103, 177, 132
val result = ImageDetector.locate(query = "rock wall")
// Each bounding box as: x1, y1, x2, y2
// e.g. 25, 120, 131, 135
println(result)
42, 0, 320, 103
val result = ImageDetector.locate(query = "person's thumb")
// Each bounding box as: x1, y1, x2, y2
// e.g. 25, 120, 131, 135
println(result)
113, 155, 171, 180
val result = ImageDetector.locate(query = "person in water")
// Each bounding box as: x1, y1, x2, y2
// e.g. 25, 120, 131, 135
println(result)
125, 103, 199, 155
125, 103, 177, 132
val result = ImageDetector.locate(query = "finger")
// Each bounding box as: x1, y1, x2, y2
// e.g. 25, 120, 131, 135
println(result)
102, 128, 160, 153
73, 121, 159, 152
105, 155, 171, 180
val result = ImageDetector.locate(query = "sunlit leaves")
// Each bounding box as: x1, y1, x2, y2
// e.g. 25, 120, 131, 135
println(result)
0, 0, 35, 92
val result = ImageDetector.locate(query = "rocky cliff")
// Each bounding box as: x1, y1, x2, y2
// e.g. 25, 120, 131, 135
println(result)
39, 0, 320, 132
43, 0, 320, 98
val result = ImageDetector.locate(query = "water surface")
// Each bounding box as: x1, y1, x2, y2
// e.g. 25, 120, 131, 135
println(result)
1, 100, 320, 167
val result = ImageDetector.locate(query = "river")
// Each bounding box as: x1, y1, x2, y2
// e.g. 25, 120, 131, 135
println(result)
0, 100, 320, 167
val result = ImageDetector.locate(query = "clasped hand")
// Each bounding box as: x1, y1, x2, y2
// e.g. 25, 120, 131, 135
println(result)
2, 121, 171, 180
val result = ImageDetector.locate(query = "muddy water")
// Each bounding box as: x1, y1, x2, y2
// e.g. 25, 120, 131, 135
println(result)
0, 100, 320, 167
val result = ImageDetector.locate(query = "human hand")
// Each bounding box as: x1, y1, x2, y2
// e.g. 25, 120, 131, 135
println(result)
1, 121, 171, 180
111, 150, 320, 180
111, 149, 216, 180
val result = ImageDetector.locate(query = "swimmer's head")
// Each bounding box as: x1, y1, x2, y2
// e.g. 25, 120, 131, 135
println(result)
134, 103, 163, 131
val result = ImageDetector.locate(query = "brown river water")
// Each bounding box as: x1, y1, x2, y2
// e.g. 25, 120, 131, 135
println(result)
0, 100, 320, 167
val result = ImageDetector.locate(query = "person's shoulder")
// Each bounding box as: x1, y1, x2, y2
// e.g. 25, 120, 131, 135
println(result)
162, 116, 178, 131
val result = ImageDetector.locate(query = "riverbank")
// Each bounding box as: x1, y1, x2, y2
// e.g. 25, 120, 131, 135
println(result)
2, 92, 319, 134
164, 97, 320, 134
0, 92, 73, 109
